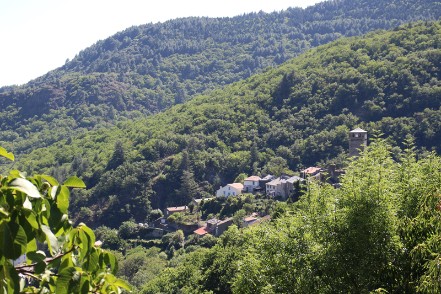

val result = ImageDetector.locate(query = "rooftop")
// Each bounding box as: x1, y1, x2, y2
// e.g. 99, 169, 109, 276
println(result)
350, 128, 367, 133
228, 183, 244, 190
166, 206, 188, 212
267, 178, 283, 186
194, 227, 208, 236
260, 175, 274, 181
245, 176, 261, 181
302, 167, 321, 175
206, 218, 220, 225
244, 216, 257, 223
287, 176, 303, 183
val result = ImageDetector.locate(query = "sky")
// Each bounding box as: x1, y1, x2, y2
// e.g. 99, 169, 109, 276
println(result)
0, 0, 323, 87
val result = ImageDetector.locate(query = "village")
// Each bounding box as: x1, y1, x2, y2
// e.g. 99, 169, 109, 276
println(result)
139, 128, 368, 240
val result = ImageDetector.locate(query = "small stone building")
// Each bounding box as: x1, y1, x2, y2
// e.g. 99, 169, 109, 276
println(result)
349, 128, 368, 157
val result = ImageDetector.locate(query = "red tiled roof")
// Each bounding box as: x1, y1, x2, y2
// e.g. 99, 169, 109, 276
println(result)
194, 227, 208, 236
302, 167, 321, 174
228, 183, 244, 190
244, 216, 257, 223
245, 176, 261, 181
166, 206, 188, 212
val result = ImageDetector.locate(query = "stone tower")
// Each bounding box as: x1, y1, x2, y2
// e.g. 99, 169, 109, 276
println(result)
349, 128, 367, 157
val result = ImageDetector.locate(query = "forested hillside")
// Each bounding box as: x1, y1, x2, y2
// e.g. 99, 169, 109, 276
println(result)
141, 140, 441, 293
0, 0, 440, 156
11, 21, 441, 228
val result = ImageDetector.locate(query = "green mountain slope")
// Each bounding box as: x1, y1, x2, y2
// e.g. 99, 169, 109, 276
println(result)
0, 0, 440, 156
12, 20, 441, 228
140, 141, 441, 293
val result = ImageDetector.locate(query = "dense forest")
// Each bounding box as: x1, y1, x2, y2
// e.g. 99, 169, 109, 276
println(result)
0, 1, 440, 292
6, 20, 441, 229
139, 140, 441, 293
0, 0, 440, 157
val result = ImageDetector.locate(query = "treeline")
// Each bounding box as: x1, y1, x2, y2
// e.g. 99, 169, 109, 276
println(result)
10, 21, 441, 228
139, 140, 441, 293
0, 0, 440, 156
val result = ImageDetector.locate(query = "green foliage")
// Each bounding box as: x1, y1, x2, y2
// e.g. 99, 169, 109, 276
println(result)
5, 20, 441, 230
1, 0, 439, 160
0, 148, 130, 293
95, 225, 126, 251
106, 140, 125, 171
118, 246, 166, 291
140, 140, 441, 293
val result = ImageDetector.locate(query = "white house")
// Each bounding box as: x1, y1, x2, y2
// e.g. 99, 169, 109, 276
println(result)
216, 183, 244, 197
243, 176, 261, 192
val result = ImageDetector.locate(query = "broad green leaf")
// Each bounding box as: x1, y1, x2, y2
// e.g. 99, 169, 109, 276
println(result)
8, 170, 26, 179
55, 267, 76, 294
84, 249, 99, 272
34, 261, 47, 275
63, 176, 86, 189
78, 231, 90, 260
79, 276, 90, 294
40, 175, 59, 186
41, 225, 59, 256
112, 278, 132, 291
0, 146, 14, 162
27, 251, 47, 274
59, 252, 74, 272
26, 238, 37, 252
27, 250, 46, 262
51, 186, 59, 200
104, 252, 118, 274
23, 197, 32, 210
79, 224, 96, 248
104, 274, 132, 291
0, 262, 19, 294
25, 212, 39, 230
0, 222, 27, 259
0, 208, 9, 219
56, 186, 70, 214
9, 178, 41, 199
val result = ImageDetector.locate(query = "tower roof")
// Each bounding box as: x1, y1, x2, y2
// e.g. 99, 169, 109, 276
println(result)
350, 128, 367, 133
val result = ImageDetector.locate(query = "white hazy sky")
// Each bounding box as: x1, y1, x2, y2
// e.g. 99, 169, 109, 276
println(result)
0, 0, 323, 87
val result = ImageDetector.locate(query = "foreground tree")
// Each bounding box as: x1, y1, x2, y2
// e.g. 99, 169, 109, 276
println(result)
0, 147, 130, 293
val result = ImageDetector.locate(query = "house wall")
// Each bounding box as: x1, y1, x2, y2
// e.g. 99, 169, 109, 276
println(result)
216, 185, 241, 197
275, 183, 285, 198
215, 219, 233, 236
266, 184, 276, 197
244, 180, 259, 192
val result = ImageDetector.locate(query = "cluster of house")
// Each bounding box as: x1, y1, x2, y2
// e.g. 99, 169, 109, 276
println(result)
160, 200, 271, 238
157, 128, 368, 238
154, 168, 325, 238
215, 166, 323, 200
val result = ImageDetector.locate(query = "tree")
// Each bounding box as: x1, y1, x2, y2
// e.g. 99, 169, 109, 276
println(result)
234, 173, 248, 183
0, 147, 130, 293
106, 140, 125, 171
175, 170, 200, 204
264, 156, 290, 176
